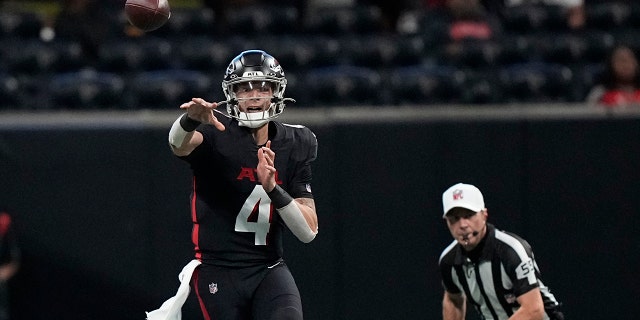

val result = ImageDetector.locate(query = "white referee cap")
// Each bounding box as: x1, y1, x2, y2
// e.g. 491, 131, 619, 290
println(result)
442, 183, 485, 217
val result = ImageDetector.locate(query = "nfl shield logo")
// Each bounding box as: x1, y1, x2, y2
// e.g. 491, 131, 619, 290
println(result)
504, 293, 516, 304
209, 283, 218, 294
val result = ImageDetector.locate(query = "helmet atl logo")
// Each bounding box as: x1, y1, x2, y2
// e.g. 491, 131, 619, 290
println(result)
453, 189, 464, 201
209, 282, 218, 294
243, 71, 264, 77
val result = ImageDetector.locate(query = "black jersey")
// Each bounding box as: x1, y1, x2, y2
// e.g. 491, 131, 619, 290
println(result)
439, 223, 563, 320
180, 118, 317, 267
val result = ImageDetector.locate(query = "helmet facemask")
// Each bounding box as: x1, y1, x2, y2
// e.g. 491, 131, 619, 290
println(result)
223, 78, 287, 128
221, 50, 291, 128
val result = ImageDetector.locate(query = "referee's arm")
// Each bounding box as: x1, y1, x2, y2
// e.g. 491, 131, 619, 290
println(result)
442, 291, 465, 320
509, 287, 545, 320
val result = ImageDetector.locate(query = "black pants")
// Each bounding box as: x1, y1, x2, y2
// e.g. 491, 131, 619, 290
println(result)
192, 261, 303, 320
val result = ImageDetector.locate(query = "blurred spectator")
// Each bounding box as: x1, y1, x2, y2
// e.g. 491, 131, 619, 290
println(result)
419, 0, 502, 41
202, 0, 306, 33
480, 0, 585, 30
0, 209, 20, 320
586, 44, 640, 107
445, 0, 502, 41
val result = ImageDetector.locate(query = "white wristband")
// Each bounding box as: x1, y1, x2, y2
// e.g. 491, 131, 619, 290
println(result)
168, 114, 199, 147
277, 201, 317, 243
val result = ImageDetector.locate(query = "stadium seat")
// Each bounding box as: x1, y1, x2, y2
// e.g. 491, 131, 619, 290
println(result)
263, 5, 301, 34
629, 3, 640, 28
4, 39, 58, 75
537, 33, 589, 65
3, 38, 96, 75
176, 36, 236, 73
97, 37, 174, 73
461, 69, 504, 104
303, 5, 384, 35
394, 35, 429, 66
498, 62, 575, 103
49, 40, 90, 73
339, 35, 391, 68
580, 30, 615, 64
97, 40, 145, 73
611, 29, 640, 55
127, 70, 214, 109
340, 34, 426, 68
0, 73, 23, 109
497, 34, 538, 65
303, 66, 383, 106
49, 70, 125, 109
585, 2, 631, 29
571, 63, 605, 102
0, 11, 43, 39
164, 7, 217, 37
388, 65, 466, 105
438, 40, 502, 69
304, 35, 347, 68
501, 5, 567, 33
257, 35, 317, 73
415, 10, 450, 45
225, 4, 299, 34
348, 5, 385, 34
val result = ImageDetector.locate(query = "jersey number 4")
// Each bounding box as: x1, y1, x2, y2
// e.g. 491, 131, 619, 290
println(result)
234, 185, 273, 245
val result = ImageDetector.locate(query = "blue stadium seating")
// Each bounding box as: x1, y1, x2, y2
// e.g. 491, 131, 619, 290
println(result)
585, 2, 632, 29
499, 62, 574, 103
438, 40, 503, 69
304, 66, 383, 106
388, 65, 466, 105
303, 5, 385, 35
461, 69, 504, 104
0, 72, 23, 109
3, 39, 58, 75
49, 70, 125, 109
97, 37, 175, 73
0, 11, 43, 39
176, 36, 236, 73
126, 69, 214, 109
501, 4, 568, 33
163, 7, 217, 37
2, 2, 640, 108
225, 4, 299, 35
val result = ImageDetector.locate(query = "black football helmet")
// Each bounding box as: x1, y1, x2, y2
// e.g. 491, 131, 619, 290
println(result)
222, 50, 290, 128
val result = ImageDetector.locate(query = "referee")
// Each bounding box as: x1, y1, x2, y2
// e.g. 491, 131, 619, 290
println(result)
438, 183, 564, 320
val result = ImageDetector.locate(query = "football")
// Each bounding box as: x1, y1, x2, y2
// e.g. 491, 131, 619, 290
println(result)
124, 0, 171, 32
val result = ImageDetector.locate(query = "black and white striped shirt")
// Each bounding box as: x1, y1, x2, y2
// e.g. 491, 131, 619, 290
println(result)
439, 223, 564, 320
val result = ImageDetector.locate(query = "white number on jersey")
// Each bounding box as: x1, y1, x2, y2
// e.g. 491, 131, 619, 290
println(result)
234, 185, 273, 245
516, 259, 537, 285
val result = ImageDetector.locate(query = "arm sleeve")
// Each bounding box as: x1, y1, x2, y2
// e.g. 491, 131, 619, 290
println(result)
440, 261, 462, 294
502, 237, 540, 297
288, 127, 318, 199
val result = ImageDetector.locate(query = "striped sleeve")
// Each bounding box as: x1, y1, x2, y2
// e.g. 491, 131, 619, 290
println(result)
495, 230, 540, 296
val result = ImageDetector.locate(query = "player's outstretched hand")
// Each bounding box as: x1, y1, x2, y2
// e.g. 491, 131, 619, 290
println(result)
180, 98, 226, 131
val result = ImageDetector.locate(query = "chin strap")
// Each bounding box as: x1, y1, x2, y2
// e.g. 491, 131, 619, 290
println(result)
215, 97, 296, 122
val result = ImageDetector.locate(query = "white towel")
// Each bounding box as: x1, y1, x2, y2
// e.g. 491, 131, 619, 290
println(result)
146, 259, 202, 320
